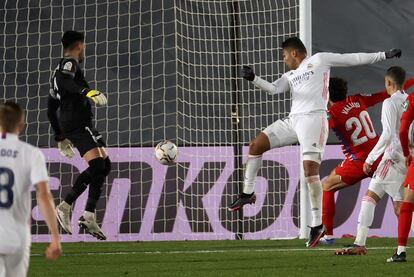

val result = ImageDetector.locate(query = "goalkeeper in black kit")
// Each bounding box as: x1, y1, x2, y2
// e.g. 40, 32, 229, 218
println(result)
47, 30, 110, 240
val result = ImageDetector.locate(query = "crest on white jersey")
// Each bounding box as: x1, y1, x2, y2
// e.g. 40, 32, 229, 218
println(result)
403, 99, 409, 111
63, 62, 73, 71
307, 63, 313, 69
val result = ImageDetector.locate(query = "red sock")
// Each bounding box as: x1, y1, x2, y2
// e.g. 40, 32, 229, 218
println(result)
398, 202, 414, 246
322, 190, 335, 236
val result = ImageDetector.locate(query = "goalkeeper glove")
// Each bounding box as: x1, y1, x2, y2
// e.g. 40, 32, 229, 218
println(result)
385, 49, 402, 59
58, 139, 75, 159
85, 89, 107, 106
242, 66, 255, 81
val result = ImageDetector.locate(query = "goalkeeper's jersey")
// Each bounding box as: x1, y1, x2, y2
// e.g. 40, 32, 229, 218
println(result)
265, 52, 386, 116
0, 133, 49, 251
49, 56, 92, 129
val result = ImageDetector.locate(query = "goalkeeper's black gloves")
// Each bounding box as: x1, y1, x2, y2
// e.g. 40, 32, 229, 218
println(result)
385, 48, 402, 59
242, 66, 255, 81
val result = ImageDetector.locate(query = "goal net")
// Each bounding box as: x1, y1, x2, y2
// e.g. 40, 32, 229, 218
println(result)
0, 0, 301, 241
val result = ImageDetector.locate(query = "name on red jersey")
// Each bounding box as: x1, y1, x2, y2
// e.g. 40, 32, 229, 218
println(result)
341, 102, 361, 115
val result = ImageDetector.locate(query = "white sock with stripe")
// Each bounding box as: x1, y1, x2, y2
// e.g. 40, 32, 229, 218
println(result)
242, 155, 262, 194
306, 175, 323, 227
354, 195, 376, 246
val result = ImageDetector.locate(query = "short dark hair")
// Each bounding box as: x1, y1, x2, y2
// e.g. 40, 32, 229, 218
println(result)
329, 77, 348, 102
0, 102, 24, 132
61, 30, 84, 49
385, 66, 406, 87
281, 37, 307, 54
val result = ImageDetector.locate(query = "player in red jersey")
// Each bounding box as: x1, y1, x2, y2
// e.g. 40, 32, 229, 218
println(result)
387, 92, 414, 262
321, 77, 414, 244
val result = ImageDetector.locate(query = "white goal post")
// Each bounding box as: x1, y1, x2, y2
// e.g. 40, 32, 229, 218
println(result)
299, 0, 312, 239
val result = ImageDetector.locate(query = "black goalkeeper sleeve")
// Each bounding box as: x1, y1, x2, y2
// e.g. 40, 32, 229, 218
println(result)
57, 72, 90, 96
47, 95, 64, 141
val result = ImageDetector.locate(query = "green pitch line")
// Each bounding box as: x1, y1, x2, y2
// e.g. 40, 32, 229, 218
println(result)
29, 238, 413, 277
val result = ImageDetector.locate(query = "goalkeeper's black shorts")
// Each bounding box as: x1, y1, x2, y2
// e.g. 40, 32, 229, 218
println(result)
62, 122, 106, 157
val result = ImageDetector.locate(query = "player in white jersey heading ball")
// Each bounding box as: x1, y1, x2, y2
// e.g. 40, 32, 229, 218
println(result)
0, 102, 61, 277
227, 37, 401, 247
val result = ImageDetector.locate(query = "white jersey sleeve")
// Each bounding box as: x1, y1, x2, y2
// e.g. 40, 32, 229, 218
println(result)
366, 100, 395, 164
252, 74, 290, 95
314, 52, 386, 67
30, 149, 49, 187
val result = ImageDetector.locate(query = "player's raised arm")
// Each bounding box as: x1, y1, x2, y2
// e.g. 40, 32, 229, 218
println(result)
315, 49, 401, 67
242, 66, 290, 95
36, 181, 61, 261
358, 91, 389, 107
360, 77, 414, 108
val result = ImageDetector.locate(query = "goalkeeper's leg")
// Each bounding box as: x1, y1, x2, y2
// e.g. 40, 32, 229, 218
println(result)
77, 147, 111, 240
228, 118, 298, 212
56, 125, 111, 238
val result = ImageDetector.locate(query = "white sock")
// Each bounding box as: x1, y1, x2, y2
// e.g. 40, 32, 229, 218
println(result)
306, 175, 322, 227
60, 201, 71, 209
354, 196, 376, 246
83, 211, 95, 220
397, 246, 406, 255
242, 155, 262, 194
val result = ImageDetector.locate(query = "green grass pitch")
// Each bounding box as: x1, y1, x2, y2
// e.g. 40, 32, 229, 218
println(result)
29, 238, 413, 276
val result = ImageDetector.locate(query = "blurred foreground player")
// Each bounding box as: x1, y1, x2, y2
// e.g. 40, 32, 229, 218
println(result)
0, 102, 61, 277
322, 77, 414, 244
387, 75, 414, 262
334, 67, 408, 256
48, 30, 110, 240
228, 36, 401, 247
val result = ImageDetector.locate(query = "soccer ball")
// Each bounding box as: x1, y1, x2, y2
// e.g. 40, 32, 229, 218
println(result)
154, 140, 178, 165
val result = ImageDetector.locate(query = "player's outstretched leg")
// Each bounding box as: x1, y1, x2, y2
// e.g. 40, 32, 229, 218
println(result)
228, 132, 270, 212
56, 169, 93, 234
321, 169, 346, 245
78, 154, 111, 240
336, 189, 382, 255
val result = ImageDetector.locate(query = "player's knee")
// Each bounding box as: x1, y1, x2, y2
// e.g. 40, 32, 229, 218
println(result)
362, 194, 377, 205
394, 205, 400, 217
103, 157, 111, 177
249, 140, 264, 155
88, 157, 106, 179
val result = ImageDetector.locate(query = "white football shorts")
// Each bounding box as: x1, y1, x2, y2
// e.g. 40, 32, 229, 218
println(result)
368, 159, 406, 202
262, 111, 328, 163
0, 245, 30, 277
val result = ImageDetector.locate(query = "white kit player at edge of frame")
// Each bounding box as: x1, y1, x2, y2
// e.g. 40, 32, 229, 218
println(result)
336, 66, 410, 257
227, 36, 402, 248
0, 102, 61, 277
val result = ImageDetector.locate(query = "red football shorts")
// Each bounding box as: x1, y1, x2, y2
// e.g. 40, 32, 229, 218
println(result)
335, 156, 382, 186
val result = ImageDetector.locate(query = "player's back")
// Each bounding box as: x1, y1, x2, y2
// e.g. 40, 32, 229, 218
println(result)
382, 91, 408, 159
50, 57, 92, 127
329, 95, 380, 160
0, 133, 47, 248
